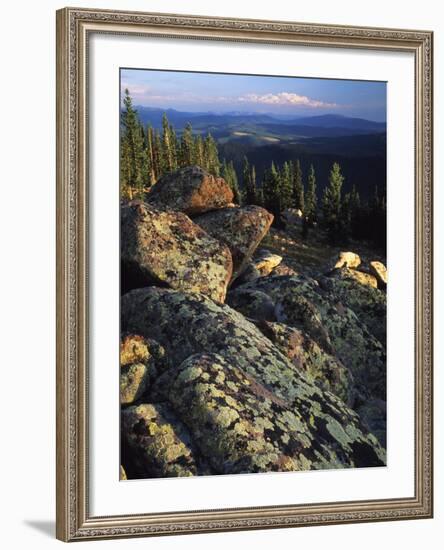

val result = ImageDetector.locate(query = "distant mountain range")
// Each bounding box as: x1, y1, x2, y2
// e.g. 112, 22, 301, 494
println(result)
129, 106, 386, 200
133, 106, 386, 137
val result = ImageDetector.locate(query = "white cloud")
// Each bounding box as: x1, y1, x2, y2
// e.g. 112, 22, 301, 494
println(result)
237, 92, 337, 108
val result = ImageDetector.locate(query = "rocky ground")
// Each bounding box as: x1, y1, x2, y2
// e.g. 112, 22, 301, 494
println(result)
120, 165, 388, 480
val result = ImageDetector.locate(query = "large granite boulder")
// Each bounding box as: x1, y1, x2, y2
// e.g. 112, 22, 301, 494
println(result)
161, 353, 377, 473
226, 287, 277, 322
319, 275, 387, 346
121, 403, 200, 478
121, 201, 232, 302
195, 205, 274, 281
121, 287, 385, 468
236, 275, 386, 403
146, 165, 234, 215
253, 320, 353, 406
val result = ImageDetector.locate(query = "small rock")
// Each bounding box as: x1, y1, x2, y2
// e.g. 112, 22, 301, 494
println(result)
370, 261, 388, 289
328, 251, 362, 271
227, 287, 277, 322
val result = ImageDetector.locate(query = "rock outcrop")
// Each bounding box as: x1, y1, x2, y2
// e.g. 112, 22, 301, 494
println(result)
119, 165, 387, 480
121, 287, 385, 472
121, 201, 232, 302
147, 165, 234, 215
195, 206, 274, 281
234, 275, 386, 403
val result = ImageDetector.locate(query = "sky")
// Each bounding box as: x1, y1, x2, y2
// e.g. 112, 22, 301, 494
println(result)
120, 68, 387, 122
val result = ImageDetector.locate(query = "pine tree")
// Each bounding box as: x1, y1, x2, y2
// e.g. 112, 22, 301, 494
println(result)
262, 162, 281, 220
204, 133, 220, 176
193, 135, 205, 167
292, 159, 305, 212
146, 125, 156, 186
222, 160, 242, 205
305, 164, 318, 223
180, 123, 194, 166
161, 113, 174, 173
243, 156, 257, 205
279, 161, 293, 211
120, 89, 147, 199
322, 162, 345, 242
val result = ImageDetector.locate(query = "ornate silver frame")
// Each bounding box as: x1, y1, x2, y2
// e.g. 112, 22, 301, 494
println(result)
56, 7, 433, 541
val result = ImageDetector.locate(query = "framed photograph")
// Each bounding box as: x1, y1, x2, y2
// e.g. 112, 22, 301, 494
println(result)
56, 7, 433, 542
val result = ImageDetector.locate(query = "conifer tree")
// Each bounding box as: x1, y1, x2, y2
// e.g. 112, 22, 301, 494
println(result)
222, 160, 242, 205
262, 162, 281, 219
161, 113, 174, 173
279, 161, 293, 211
146, 125, 156, 185
120, 89, 147, 199
204, 133, 220, 175
322, 162, 344, 242
305, 164, 318, 223
180, 123, 194, 166
292, 159, 305, 212
243, 156, 257, 205
193, 135, 205, 167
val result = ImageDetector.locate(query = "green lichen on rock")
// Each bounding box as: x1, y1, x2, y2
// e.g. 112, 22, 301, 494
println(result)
319, 273, 386, 346
122, 288, 386, 470
121, 201, 233, 301
121, 403, 200, 478
253, 320, 353, 406
237, 275, 386, 403
159, 353, 384, 473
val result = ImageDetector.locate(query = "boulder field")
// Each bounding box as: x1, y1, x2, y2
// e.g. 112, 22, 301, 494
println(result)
120, 165, 388, 478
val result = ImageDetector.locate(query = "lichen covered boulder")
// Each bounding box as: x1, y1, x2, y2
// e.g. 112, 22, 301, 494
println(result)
158, 352, 384, 472
319, 275, 386, 346
121, 201, 232, 301
253, 320, 353, 406
121, 403, 199, 478
195, 205, 274, 281
120, 334, 168, 405
237, 275, 386, 402
147, 165, 234, 215
122, 287, 385, 468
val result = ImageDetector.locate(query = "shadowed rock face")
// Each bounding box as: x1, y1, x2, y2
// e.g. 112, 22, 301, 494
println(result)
121, 287, 386, 470
146, 165, 234, 215
195, 206, 274, 281
121, 202, 233, 302
121, 403, 200, 478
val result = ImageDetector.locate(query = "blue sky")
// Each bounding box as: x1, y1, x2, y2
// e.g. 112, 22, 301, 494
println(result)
121, 68, 386, 122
